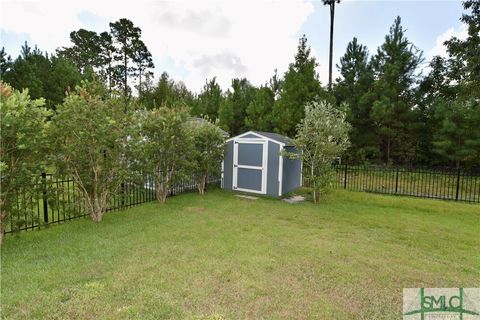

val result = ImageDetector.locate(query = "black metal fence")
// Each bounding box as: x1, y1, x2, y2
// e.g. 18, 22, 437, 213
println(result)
334, 165, 480, 203
6, 173, 220, 234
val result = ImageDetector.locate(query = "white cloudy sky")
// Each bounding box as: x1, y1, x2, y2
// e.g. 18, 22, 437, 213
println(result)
0, 0, 469, 92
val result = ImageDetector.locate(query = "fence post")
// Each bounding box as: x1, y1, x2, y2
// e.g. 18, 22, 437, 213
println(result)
121, 182, 125, 207
41, 172, 48, 223
455, 168, 461, 201
343, 163, 348, 189
395, 167, 399, 194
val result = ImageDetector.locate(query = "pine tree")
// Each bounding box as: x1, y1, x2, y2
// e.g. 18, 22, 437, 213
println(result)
443, 0, 480, 99
192, 78, 223, 121
132, 39, 154, 97
273, 35, 324, 137
109, 18, 143, 98
370, 16, 423, 164
334, 37, 378, 162
0, 47, 12, 76
3, 42, 83, 109
218, 78, 256, 135
98, 32, 118, 94
139, 72, 194, 109
57, 29, 102, 73
433, 99, 480, 167
245, 85, 275, 131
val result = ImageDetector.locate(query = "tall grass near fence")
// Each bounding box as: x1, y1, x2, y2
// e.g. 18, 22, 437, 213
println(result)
6, 173, 220, 234
334, 165, 480, 203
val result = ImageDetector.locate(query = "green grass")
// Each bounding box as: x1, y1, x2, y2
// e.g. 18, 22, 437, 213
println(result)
1, 189, 479, 319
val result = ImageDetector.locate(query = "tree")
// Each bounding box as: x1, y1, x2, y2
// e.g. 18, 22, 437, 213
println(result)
415, 56, 455, 164
3, 42, 50, 101
57, 29, 102, 74
192, 78, 223, 121
98, 32, 118, 94
140, 72, 194, 109
323, 0, 341, 90
245, 85, 275, 131
443, 0, 480, 100
190, 118, 226, 194
370, 16, 423, 164
218, 78, 257, 135
110, 18, 152, 98
218, 95, 234, 133
273, 35, 324, 137
132, 106, 192, 203
0, 47, 12, 77
433, 98, 480, 167
269, 69, 283, 99
0, 83, 51, 244
3, 42, 83, 110
334, 37, 378, 162
132, 39, 154, 96
287, 100, 350, 203
49, 84, 127, 222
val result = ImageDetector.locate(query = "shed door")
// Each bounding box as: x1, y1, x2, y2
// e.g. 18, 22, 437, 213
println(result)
232, 139, 268, 194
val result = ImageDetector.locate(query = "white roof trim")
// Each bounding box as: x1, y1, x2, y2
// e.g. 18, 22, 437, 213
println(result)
226, 131, 286, 146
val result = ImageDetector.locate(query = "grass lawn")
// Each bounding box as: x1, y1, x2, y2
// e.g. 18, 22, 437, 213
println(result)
1, 189, 479, 319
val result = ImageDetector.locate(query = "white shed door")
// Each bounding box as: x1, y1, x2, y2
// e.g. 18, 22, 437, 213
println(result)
232, 139, 268, 194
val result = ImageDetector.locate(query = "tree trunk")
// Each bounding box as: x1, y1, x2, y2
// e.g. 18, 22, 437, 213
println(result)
314, 191, 320, 203
0, 209, 5, 246
86, 191, 105, 222
198, 174, 207, 195
387, 137, 391, 164
124, 51, 128, 97
328, 1, 335, 91
311, 164, 319, 204
155, 173, 170, 204
138, 68, 142, 97
108, 62, 112, 97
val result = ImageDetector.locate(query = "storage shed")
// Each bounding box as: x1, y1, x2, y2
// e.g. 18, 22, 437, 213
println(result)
222, 131, 302, 197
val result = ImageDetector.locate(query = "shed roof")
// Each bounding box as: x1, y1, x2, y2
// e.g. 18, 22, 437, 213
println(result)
188, 117, 229, 137
251, 131, 294, 146
228, 130, 294, 146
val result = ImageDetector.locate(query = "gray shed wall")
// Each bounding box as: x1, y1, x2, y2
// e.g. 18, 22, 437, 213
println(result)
223, 140, 234, 190
282, 146, 302, 194
266, 141, 280, 197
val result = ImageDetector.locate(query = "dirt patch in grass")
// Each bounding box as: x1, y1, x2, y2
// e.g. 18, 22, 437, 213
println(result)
185, 206, 206, 213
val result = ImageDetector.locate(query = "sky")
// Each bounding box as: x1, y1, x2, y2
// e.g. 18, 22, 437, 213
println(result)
0, 0, 468, 93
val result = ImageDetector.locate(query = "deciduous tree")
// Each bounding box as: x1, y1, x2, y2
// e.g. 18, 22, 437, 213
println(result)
49, 84, 127, 222
189, 118, 225, 194
0, 83, 51, 244
287, 100, 350, 203
132, 106, 192, 203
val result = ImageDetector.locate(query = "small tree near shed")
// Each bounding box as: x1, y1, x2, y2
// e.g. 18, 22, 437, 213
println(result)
190, 118, 225, 194
288, 100, 350, 203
